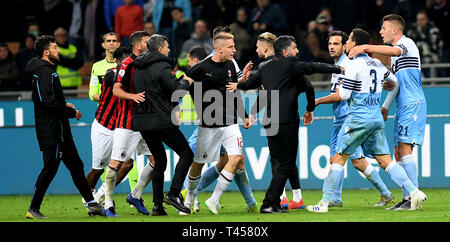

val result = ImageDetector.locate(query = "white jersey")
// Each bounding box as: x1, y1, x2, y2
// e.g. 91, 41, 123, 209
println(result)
339, 54, 391, 122
391, 35, 425, 107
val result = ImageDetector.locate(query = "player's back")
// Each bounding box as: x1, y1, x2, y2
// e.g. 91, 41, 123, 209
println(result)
341, 54, 388, 123
391, 35, 425, 107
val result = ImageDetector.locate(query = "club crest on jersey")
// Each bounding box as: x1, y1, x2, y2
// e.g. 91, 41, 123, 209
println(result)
118, 69, 125, 78
228, 70, 231, 77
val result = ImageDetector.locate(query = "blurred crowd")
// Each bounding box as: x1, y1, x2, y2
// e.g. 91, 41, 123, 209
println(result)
1, 0, 449, 92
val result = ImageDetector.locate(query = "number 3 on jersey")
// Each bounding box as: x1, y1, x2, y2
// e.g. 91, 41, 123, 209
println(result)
369, 69, 377, 93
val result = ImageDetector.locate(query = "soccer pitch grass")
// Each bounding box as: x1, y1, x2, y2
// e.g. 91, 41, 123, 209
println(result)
1, 188, 449, 222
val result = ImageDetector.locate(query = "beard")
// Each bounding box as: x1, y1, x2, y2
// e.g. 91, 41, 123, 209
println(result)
49, 54, 59, 63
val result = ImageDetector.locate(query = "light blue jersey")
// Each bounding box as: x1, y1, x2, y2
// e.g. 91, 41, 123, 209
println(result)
339, 54, 389, 122
329, 54, 363, 159
390, 36, 427, 146
331, 54, 350, 125
391, 36, 426, 108
336, 54, 395, 155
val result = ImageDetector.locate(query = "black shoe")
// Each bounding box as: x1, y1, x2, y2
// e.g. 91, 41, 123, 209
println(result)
151, 204, 168, 216
395, 199, 412, 210
386, 199, 408, 211
26, 208, 47, 219
87, 202, 105, 216
260, 205, 287, 214
163, 192, 190, 214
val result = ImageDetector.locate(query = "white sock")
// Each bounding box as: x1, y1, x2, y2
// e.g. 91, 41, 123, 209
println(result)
363, 164, 375, 177
185, 174, 201, 206
210, 170, 234, 203
292, 189, 302, 202
94, 183, 105, 202
132, 163, 154, 199
104, 166, 118, 209
280, 187, 287, 200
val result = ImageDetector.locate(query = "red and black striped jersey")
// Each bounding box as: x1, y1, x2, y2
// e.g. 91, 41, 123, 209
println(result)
95, 67, 118, 130
114, 54, 136, 130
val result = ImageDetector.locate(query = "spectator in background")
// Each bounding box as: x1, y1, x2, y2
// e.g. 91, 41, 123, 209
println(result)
0, 42, 19, 91
427, 0, 450, 76
248, 0, 288, 39
54, 27, 84, 94
40, 0, 73, 35
230, 7, 252, 64
82, 0, 109, 61
306, 14, 333, 64
16, 34, 37, 91
152, 0, 191, 34
171, 7, 194, 58
68, 0, 87, 61
143, 0, 156, 22
104, 0, 144, 32
152, 0, 192, 57
179, 20, 213, 58
115, 0, 144, 46
28, 22, 41, 39
407, 10, 444, 77
143, 21, 156, 36
319, 7, 334, 33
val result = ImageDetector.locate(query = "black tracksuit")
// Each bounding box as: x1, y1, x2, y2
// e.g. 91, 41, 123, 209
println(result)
133, 50, 193, 205
25, 57, 94, 210
237, 55, 342, 208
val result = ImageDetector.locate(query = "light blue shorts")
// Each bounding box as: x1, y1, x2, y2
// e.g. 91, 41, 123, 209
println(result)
188, 127, 226, 156
330, 124, 364, 160
394, 102, 427, 146
336, 120, 390, 156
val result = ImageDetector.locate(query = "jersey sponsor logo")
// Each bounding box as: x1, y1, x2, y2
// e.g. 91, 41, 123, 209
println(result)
205, 73, 213, 77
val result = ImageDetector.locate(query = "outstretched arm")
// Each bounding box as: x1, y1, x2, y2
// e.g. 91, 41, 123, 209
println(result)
348, 44, 402, 59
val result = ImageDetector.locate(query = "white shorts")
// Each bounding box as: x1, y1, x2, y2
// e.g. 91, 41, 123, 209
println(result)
111, 128, 152, 162
91, 119, 114, 169
194, 124, 243, 164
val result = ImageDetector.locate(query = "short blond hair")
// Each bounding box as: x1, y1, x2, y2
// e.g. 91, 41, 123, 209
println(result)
213, 33, 234, 47
257, 32, 277, 45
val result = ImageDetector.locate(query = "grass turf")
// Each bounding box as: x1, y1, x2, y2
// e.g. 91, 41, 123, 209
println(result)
1, 188, 449, 222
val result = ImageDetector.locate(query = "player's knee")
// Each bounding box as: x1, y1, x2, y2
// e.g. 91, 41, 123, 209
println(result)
109, 160, 122, 170
351, 158, 366, 171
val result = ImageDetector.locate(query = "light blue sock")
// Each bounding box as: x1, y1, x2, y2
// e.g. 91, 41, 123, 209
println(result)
385, 161, 417, 194
329, 170, 344, 203
322, 164, 344, 203
193, 165, 220, 197
363, 164, 391, 197
234, 169, 257, 207
399, 155, 418, 198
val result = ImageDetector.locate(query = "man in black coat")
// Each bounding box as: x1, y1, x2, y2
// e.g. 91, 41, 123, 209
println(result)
227, 35, 343, 213
25, 35, 104, 219
133, 34, 194, 215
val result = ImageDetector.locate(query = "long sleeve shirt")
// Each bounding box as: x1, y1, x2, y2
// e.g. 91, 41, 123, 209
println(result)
114, 4, 143, 40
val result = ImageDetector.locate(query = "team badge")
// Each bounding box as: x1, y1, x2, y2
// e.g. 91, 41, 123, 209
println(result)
228, 70, 231, 77
118, 69, 125, 78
